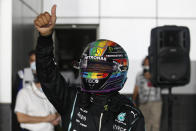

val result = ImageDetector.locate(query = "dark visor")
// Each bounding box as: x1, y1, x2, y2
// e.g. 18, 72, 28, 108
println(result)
81, 61, 115, 73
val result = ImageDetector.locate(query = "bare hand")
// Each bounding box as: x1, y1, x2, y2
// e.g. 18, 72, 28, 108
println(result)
34, 5, 56, 36
51, 116, 61, 126
45, 114, 58, 122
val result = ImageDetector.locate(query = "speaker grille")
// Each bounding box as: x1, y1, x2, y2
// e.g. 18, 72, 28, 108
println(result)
158, 47, 189, 83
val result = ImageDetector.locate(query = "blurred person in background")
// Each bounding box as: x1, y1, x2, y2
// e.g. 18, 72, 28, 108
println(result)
132, 56, 162, 131
14, 51, 60, 131
12, 50, 39, 131
12, 50, 37, 131
33, 5, 145, 131
12, 50, 37, 102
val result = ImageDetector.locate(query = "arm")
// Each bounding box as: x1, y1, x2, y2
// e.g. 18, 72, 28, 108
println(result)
16, 112, 57, 124
34, 5, 77, 115
132, 73, 141, 106
132, 85, 139, 102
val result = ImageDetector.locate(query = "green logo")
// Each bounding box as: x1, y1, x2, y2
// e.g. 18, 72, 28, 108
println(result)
117, 112, 126, 122
108, 47, 113, 52
104, 105, 108, 111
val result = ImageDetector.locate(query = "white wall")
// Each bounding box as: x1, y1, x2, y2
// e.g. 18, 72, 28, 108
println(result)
43, 0, 196, 94
158, 0, 196, 18
44, 0, 99, 24
22, 0, 42, 13
0, 0, 12, 103
0, 0, 42, 103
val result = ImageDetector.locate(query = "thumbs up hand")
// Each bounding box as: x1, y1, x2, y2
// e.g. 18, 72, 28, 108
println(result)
34, 5, 56, 36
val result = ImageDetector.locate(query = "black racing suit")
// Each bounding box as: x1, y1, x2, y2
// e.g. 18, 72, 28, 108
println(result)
36, 34, 145, 131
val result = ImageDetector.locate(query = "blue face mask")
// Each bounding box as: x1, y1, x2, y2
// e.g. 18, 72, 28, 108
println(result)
30, 61, 36, 72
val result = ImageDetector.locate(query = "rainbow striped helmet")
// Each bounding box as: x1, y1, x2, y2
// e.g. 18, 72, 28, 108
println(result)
80, 39, 129, 93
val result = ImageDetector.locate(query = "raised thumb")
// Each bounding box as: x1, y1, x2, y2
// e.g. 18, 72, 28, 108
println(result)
51, 4, 56, 24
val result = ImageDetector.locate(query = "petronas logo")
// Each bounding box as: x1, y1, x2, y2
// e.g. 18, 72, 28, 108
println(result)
117, 112, 126, 122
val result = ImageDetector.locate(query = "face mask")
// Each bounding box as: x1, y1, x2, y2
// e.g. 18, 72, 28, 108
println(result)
143, 65, 149, 70
30, 61, 36, 72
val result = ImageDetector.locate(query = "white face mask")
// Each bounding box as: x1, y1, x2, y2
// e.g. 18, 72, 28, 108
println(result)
143, 65, 149, 70
30, 61, 36, 72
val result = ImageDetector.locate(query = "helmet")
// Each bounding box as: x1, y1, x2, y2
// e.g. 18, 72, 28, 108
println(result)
79, 39, 129, 93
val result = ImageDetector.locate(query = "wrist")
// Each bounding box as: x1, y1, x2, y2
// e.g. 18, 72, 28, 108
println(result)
40, 30, 53, 37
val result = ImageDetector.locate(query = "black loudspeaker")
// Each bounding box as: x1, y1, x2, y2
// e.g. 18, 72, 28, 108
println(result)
148, 25, 190, 87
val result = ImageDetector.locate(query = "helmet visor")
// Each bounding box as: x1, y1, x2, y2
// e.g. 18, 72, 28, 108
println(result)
81, 60, 115, 73
80, 60, 115, 79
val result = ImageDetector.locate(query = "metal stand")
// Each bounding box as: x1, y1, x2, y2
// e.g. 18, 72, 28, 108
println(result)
168, 87, 173, 131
